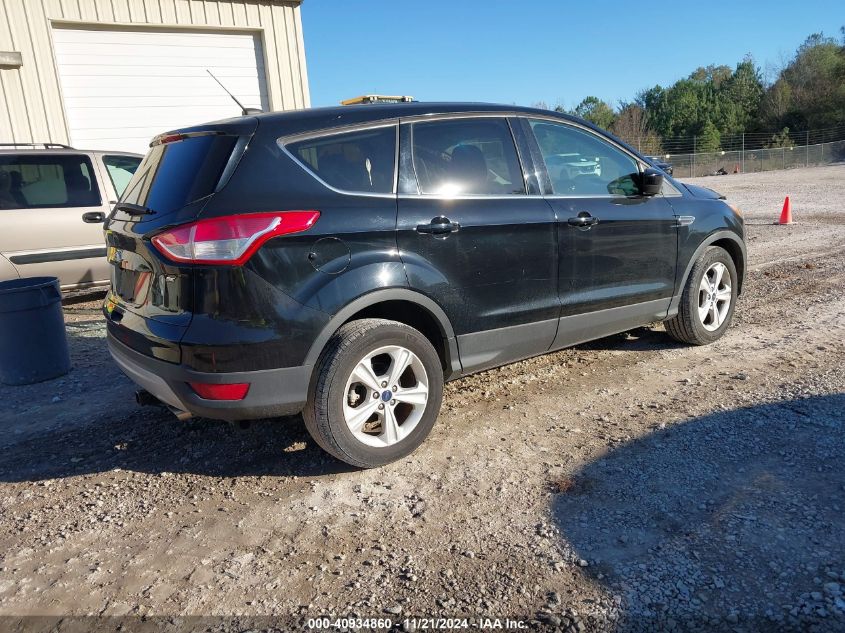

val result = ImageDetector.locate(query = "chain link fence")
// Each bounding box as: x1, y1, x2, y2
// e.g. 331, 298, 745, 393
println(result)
619, 125, 845, 178
660, 140, 845, 178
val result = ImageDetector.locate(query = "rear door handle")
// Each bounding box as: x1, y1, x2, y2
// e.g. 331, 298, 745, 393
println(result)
567, 213, 598, 227
82, 211, 106, 224
416, 216, 461, 235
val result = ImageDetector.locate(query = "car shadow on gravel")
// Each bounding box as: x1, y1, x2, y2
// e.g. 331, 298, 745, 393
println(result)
1, 321, 358, 482
552, 394, 845, 631
574, 326, 683, 352
0, 405, 355, 482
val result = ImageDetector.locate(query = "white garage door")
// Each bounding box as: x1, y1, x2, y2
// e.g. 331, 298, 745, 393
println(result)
52, 27, 269, 154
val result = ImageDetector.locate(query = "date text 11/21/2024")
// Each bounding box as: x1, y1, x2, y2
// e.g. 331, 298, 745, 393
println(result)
306, 617, 528, 630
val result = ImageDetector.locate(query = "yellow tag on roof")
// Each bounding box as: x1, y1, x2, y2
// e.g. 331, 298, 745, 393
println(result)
341, 95, 415, 105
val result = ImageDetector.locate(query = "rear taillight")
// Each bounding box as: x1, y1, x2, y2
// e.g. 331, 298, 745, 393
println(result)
151, 211, 319, 265
189, 382, 250, 400
155, 133, 188, 145
149, 130, 225, 147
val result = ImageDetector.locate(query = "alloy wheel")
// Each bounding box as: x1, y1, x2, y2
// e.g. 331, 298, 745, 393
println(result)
342, 345, 429, 448
698, 261, 732, 331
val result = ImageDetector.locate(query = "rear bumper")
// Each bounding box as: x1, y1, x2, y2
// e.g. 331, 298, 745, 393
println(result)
108, 333, 311, 421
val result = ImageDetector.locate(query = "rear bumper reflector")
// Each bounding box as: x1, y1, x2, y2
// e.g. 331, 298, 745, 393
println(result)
189, 382, 250, 401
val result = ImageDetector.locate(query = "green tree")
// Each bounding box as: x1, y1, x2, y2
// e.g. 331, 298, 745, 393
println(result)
760, 78, 792, 127
571, 96, 616, 130
638, 60, 763, 142
697, 119, 721, 152
558, 30, 844, 151
765, 127, 793, 149
721, 58, 764, 134
762, 33, 845, 129
611, 102, 663, 154
690, 64, 732, 87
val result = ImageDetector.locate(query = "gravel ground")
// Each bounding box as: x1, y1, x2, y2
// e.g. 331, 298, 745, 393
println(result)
1, 164, 844, 632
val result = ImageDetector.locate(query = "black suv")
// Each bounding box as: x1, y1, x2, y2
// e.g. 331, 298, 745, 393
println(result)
104, 103, 745, 468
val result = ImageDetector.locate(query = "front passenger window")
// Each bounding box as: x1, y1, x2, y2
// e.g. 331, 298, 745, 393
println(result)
529, 120, 639, 196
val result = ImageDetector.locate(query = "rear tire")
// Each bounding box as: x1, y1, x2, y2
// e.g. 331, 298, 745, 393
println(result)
665, 246, 737, 345
303, 319, 443, 468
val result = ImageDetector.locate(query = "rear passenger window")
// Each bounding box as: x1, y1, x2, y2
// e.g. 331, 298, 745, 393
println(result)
411, 118, 525, 195
286, 126, 397, 194
0, 155, 101, 209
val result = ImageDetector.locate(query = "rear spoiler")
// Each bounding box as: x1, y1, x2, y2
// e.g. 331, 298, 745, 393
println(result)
149, 118, 259, 148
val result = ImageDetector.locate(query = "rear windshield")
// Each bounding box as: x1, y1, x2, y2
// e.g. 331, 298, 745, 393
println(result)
119, 134, 237, 214
0, 154, 101, 209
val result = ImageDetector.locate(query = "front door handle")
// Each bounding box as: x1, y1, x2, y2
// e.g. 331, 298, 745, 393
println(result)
567, 212, 598, 227
82, 211, 106, 224
416, 216, 461, 235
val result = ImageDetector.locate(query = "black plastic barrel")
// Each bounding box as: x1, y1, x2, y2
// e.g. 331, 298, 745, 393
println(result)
0, 277, 71, 385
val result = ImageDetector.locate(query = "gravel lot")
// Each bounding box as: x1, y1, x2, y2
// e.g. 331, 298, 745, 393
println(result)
1, 164, 844, 632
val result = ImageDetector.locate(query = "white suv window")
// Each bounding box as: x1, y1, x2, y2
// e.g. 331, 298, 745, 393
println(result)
529, 119, 640, 197
102, 155, 142, 198
0, 155, 101, 209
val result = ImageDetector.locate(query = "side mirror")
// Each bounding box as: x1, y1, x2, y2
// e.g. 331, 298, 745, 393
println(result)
639, 168, 663, 196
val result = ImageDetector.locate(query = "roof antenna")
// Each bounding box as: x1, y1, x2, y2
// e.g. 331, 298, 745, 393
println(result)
206, 69, 263, 115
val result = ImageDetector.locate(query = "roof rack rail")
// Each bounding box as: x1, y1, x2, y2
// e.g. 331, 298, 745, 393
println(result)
341, 95, 415, 105
0, 142, 75, 149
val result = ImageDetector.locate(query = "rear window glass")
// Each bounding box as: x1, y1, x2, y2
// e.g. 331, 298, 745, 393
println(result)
287, 126, 396, 194
120, 134, 237, 213
102, 155, 142, 198
0, 155, 101, 209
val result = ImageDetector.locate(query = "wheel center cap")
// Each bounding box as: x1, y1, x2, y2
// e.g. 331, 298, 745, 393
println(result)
381, 390, 392, 402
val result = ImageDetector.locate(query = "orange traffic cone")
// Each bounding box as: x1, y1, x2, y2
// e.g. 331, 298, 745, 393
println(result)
779, 196, 793, 225
733, 163, 740, 174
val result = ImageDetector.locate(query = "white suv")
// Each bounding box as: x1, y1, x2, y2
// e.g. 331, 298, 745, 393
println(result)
0, 143, 141, 290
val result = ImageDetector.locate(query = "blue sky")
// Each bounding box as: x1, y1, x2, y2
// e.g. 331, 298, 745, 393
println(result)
300, 1, 843, 110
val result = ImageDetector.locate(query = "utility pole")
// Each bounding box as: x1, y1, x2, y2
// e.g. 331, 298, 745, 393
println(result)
692, 136, 696, 177
806, 130, 810, 167
741, 133, 745, 173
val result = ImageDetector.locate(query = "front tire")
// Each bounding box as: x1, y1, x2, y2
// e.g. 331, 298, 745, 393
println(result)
303, 319, 444, 468
665, 246, 737, 345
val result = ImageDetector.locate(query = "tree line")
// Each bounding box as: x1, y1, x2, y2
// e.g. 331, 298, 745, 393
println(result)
537, 29, 845, 154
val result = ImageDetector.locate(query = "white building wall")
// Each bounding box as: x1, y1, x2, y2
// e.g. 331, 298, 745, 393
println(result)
0, 0, 309, 146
